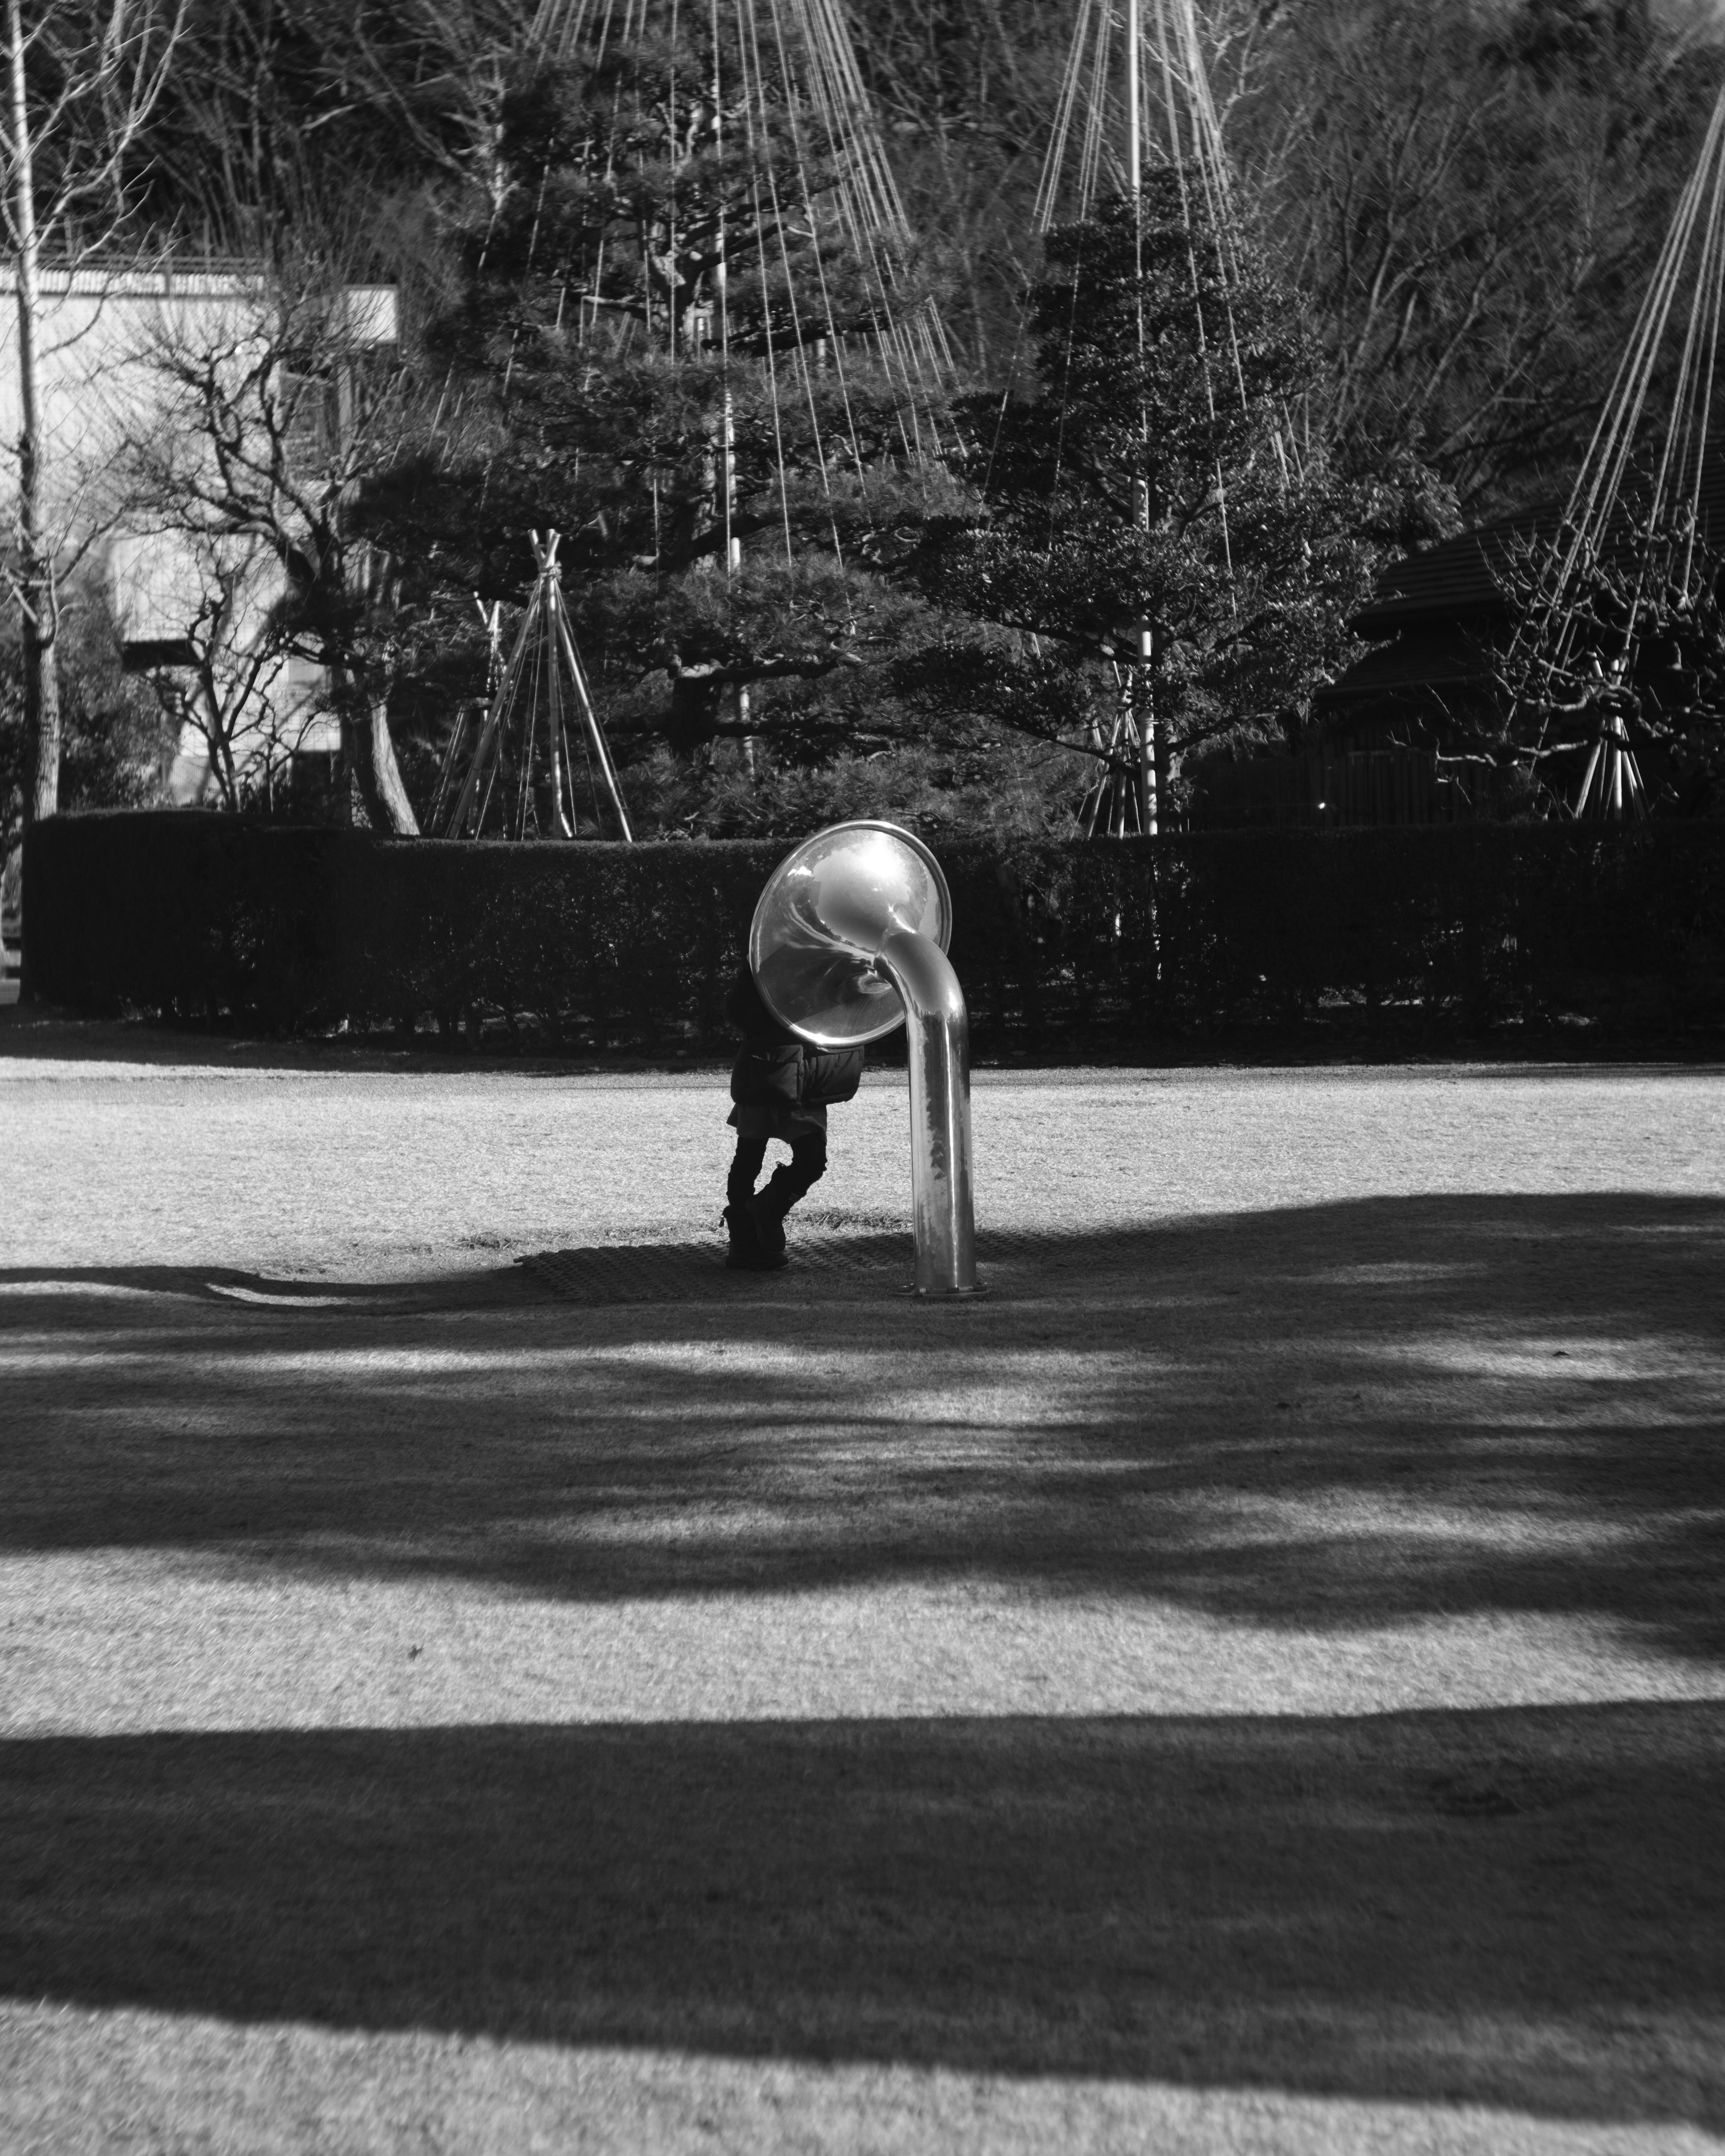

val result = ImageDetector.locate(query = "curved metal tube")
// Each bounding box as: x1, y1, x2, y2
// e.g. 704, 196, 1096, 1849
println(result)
875, 927, 978, 1296
748, 820, 979, 1299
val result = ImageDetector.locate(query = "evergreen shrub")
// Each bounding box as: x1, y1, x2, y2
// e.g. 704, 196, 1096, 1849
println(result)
22, 811, 1725, 1049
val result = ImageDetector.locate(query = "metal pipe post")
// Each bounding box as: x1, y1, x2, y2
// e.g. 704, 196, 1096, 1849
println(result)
876, 927, 978, 1296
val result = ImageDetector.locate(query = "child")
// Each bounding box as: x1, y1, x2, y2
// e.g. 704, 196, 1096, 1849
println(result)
722, 961, 863, 1269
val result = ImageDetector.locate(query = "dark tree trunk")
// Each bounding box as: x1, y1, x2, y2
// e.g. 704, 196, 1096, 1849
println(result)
21, 592, 61, 825
340, 692, 419, 834
11, 0, 59, 828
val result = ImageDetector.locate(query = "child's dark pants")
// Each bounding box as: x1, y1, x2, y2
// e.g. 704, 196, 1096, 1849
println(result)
728, 1130, 828, 1219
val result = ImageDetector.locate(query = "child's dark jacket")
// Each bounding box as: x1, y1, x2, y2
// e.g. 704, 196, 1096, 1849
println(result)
725, 965, 863, 1138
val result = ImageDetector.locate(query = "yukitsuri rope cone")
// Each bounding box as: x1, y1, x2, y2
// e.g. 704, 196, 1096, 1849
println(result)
1507, 82, 1725, 820
1031, 0, 1284, 837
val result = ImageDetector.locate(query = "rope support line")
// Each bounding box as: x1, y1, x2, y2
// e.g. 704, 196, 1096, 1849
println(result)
1509, 79, 1725, 817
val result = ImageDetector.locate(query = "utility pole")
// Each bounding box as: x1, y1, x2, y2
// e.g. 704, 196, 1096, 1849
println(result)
9, 0, 61, 826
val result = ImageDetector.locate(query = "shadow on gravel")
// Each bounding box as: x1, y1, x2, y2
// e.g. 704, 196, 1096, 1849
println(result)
4, 1192, 1723, 1654
2, 1704, 1721, 2126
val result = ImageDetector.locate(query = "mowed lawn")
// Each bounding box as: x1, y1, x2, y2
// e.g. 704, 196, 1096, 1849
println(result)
2, 1026, 1723, 2153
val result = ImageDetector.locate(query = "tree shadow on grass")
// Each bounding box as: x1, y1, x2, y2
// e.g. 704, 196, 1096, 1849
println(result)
0, 1264, 519, 1310
3, 1191, 1723, 1655
2, 1704, 1722, 2126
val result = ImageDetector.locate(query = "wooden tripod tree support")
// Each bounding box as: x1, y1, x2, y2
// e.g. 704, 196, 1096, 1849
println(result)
429, 530, 633, 843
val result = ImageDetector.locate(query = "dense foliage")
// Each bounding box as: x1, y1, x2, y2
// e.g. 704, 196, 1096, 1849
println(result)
11, 0, 1725, 842
911, 185, 1377, 817
25, 809, 1725, 1046
361, 18, 954, 764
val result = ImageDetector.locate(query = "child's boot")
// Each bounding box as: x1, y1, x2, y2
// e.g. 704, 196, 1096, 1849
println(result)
747, 1196, 786, 1262
722, 1202, 767, 1269
748, 1171, 801, 1263
724, 1207, 785, 1268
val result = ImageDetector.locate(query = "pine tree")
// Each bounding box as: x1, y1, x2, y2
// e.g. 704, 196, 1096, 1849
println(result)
911, 181, 1377, 825
363, 15, 955, 790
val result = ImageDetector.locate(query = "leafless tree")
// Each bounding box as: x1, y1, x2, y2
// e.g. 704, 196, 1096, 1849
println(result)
2, 0, 184, 825
118, 250, 420, 831
1232, 0, 1722, 519
130, 529, 301, 809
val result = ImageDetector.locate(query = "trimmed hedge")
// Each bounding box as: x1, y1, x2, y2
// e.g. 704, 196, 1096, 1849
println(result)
22, 809, 1725, 1049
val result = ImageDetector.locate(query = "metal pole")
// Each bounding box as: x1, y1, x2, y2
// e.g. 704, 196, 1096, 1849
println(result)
1125, 0, 1142, 196
874, 927, 978, 1296
1123, 0, 1157, 833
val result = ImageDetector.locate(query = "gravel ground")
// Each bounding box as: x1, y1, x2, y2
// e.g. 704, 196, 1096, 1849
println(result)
2, 1021, 1723, 2153
3, 1047, 1721, 1274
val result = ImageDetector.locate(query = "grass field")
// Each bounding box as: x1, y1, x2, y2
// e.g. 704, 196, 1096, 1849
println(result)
2, 1012, 1723, 2152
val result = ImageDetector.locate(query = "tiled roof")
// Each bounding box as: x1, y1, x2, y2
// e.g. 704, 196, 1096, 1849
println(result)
1352, 446, 1725, 634
1352, 505, 1555, 634
1317, 622, 1498, 703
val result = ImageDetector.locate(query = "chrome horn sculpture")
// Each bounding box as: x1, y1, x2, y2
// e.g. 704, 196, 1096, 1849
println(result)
750, 820, 980, 1297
